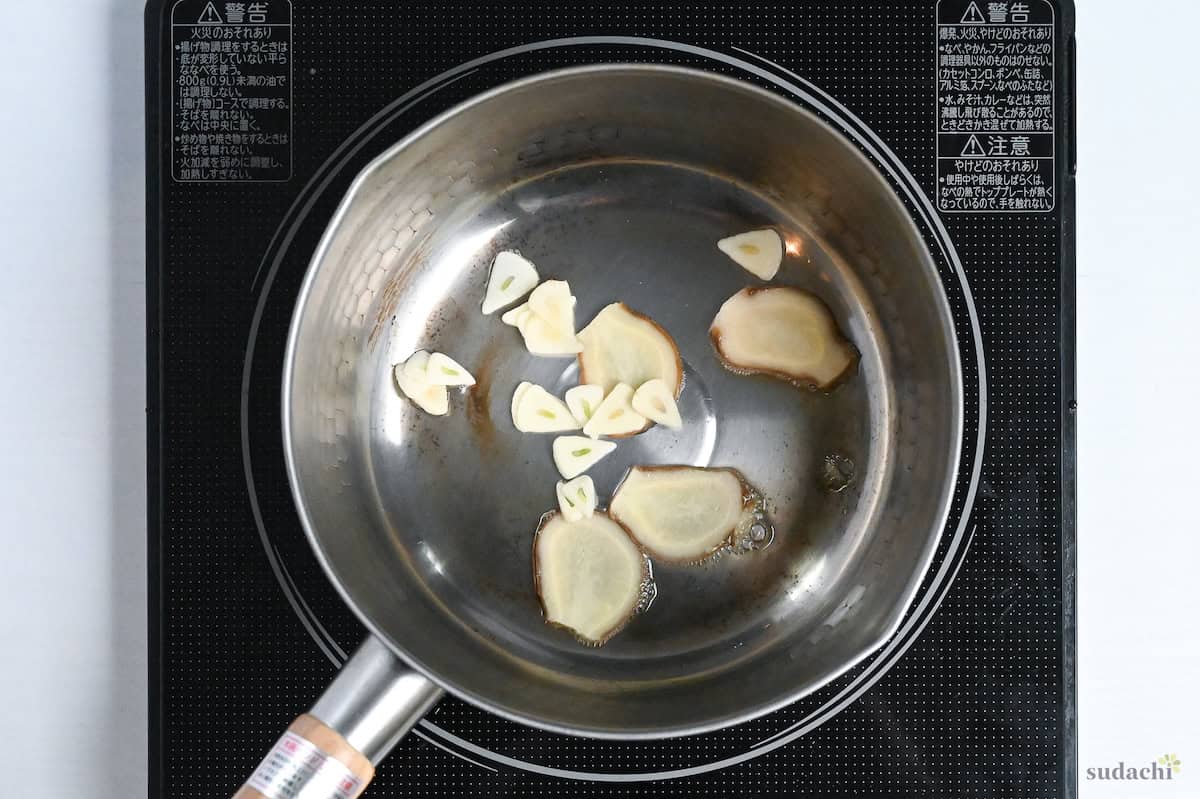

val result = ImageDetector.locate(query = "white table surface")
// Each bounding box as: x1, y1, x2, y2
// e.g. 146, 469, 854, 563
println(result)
0, 1, 1195, 796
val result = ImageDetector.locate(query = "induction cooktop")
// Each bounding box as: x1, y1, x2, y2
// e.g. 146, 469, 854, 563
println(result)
145, 1, 1077, 796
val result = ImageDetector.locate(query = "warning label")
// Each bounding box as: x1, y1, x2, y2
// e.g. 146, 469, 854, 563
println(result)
170, 0, 292, 182
936, 0, 1055, 212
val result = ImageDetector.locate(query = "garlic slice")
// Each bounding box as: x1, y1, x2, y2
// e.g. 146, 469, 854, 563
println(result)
577, 303, 682, 396
610, 465, 755, 562
710, 287, 858, 390
555, 475, 597, 522
631, 379, 682, 430
393, 352, 449, 416
717, 229, 784, 280
500, 302, 532, 327
402, 350, 431, 381
552, 436, 617, 479
527, 279, 577, 335
582, 383, 647, 439
564, 384, 605, 426
520, 314, 583, 356
534, 511, 646, 645
510, 381, 533, 424
482, 251, 539, 314
512, 384, 579, 433
424, 352, 475, 386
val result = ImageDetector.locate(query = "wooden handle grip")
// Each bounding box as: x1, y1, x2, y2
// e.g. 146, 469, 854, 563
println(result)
233, 714, 375, 799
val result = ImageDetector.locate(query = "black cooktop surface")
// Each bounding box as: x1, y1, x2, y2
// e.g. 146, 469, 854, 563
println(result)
145, 1, 1077, 796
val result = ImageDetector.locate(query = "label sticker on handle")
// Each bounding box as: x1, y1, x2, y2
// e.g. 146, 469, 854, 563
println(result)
246, 732, 363, 799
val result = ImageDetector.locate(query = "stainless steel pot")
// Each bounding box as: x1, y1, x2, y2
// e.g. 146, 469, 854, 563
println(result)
235, 64, 962, 797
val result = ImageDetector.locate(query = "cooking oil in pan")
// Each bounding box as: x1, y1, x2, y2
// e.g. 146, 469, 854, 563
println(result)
634, 562, 658, 614
732, 494, 776, 555
819, 452, 855, 494
719, 489, 776, 558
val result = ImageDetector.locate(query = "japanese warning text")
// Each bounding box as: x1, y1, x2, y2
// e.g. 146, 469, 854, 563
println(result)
936, 0, 1055, 212
171, 0, 292, 182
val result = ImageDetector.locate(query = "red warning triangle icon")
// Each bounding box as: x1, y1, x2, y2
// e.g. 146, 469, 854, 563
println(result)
197, 1, 223, 24
960, 2, 987, 24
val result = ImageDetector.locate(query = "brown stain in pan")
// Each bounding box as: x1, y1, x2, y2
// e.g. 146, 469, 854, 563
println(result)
368, 237, 433, 350
466, 340, 498, 456
368, 270, 406, 350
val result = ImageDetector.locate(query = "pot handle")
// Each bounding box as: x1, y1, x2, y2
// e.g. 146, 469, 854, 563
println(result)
232, 636, 443, 798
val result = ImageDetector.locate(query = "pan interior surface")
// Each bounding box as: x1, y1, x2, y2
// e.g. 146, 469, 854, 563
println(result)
285, 66, 962, 737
